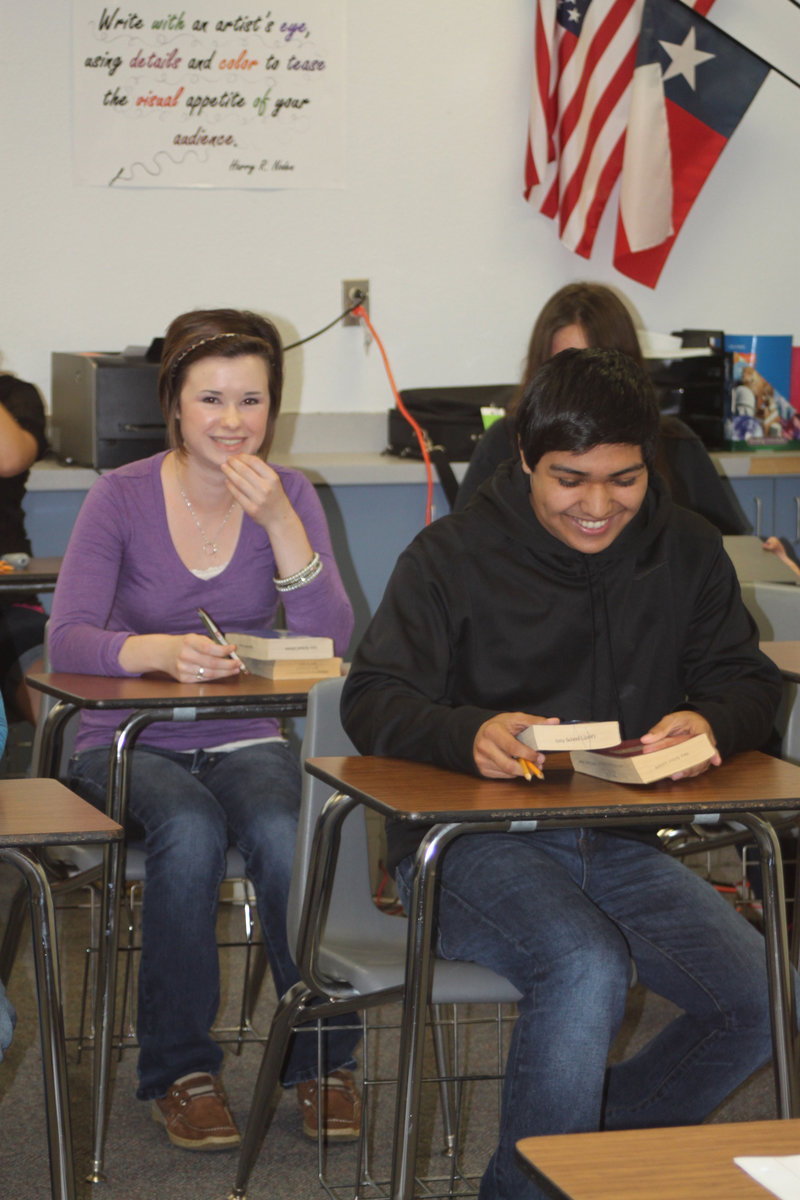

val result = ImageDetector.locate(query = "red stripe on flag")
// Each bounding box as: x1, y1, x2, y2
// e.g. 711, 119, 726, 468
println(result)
667, 101, 727, 229
541, 170, 560, 220
524, 135, 538, 201
614, 101, 726, 288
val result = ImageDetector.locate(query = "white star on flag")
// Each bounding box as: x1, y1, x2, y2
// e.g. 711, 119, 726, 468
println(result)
658, 27, 715, 89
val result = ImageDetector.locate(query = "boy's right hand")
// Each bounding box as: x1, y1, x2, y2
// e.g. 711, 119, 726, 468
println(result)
473, 712, 556, 779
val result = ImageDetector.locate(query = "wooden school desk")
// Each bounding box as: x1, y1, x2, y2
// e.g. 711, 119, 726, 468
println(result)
297, 753, 800, 1200
26, 669, 316, 1186
516, 1119, 800, 1199
0, 777, 122, 1200
762, 641, 800, 683
0, 555, 62, 595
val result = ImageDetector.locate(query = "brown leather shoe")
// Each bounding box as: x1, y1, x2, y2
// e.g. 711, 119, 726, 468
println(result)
296, 1069, 362, 1141
152, 1072, 241, 1151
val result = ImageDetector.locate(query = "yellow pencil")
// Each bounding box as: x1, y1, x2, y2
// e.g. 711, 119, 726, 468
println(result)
517, 757, 545, 782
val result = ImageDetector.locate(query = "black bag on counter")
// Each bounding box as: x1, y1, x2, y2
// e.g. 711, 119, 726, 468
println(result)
387, 385, 515, 463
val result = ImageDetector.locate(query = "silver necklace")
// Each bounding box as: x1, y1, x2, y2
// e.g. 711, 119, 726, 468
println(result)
176, 462, 236, 556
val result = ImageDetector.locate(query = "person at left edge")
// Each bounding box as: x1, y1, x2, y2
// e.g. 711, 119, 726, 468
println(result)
48, 308, 362, 1152
0, 370, 48, 724
0, 689, 14, 1064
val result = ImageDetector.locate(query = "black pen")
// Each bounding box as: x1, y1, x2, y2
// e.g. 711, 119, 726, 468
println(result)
197, 608, 249, 674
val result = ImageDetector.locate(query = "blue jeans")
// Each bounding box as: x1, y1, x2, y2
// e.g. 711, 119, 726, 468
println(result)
69, 741, 359, 1099
0, 977, 15, 1061
395, 827, 794, 1200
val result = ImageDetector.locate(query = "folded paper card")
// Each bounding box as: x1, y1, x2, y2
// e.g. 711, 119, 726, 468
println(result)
735, 1155, 800, 1200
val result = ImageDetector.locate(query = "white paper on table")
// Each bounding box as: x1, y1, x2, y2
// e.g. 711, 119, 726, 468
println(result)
735, 1156, 800, 1199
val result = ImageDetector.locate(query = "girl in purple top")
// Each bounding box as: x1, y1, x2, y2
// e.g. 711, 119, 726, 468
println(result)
49, 309, 361, 1151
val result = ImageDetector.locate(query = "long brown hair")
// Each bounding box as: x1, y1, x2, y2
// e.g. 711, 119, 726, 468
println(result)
512, 283, 642, 417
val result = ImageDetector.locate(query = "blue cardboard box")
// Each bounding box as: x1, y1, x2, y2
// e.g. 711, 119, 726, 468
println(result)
725, 334, 797, 448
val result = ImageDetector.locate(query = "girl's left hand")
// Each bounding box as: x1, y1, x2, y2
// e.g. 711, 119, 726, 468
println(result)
221, 454, 290, 529
221, 453, 314, 579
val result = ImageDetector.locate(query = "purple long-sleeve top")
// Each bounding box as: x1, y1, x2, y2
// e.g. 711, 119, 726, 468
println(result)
48, 452, 354, 753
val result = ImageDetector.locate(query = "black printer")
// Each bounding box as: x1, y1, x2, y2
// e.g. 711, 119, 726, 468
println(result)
51, 345, 166, 468
644, 329, 732, 450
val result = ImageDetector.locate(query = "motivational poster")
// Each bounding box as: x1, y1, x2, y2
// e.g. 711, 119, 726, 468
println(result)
73, 2, 345, 188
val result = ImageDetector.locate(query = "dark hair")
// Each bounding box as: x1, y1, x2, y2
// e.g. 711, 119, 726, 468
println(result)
515, 348, 660, 473
512, 282, 642, 417
158, 308, 284, 457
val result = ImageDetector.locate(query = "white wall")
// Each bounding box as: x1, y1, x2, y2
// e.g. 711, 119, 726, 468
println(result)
3, 0, 799, 416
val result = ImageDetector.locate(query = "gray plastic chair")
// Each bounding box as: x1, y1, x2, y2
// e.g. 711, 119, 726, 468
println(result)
740, 580, 800, 642
663, 580, 800, 961
739, 580, 800, 764
230, 675, 522, 1200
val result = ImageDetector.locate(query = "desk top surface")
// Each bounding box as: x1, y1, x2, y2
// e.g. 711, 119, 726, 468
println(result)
26, 670, 315, 711
306, 751, 800, 822
762, 641, 800, 682
0, 777, 122, 845
516, 1119, 800, 1200
0, 556, 62, 592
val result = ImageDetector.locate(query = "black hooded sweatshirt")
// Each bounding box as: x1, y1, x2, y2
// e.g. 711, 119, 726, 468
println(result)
341, 461, 782, 871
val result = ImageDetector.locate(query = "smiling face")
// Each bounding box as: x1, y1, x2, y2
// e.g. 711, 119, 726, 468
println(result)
176, 354, 271, 468
522, 442, 648, 553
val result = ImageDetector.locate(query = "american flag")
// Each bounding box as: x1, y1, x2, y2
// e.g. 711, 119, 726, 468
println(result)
524, 0, 716, 262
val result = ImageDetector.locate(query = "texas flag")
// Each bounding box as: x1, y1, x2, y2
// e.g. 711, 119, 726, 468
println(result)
613, 0, 770, 288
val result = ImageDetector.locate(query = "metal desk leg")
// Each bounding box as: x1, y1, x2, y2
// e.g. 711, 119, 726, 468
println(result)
738, 813, 799, 1118
35, 699, 79, 781
87, 710, 157, 1185
1, 847, 76, 1200
390, 821, 502, 1200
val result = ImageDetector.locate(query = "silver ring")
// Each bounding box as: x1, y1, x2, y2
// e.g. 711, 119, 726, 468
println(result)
197, 667, 205, 679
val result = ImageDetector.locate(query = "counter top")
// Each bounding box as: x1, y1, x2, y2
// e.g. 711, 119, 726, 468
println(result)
713, 452, 800, 478
25, 409, 800, 490
29, 411, 468, 490
27, 451, 466, 491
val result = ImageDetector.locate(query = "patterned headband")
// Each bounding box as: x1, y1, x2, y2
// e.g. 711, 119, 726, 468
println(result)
170, 331, 273, 375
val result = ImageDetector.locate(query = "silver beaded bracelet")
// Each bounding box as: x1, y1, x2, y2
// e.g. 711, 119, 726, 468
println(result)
274, 551, 323, 593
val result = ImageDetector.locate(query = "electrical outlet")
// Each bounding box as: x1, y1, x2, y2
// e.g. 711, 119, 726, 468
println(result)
342, 279, 369, 325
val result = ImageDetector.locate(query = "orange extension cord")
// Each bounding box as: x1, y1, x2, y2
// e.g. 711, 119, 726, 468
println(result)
351, 304, 435, 526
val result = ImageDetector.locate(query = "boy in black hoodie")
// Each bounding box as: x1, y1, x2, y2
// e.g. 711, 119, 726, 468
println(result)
342, 348, 788, 1200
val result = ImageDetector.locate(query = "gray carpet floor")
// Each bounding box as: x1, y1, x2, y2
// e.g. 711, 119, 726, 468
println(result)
0, 850, 780, 1200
